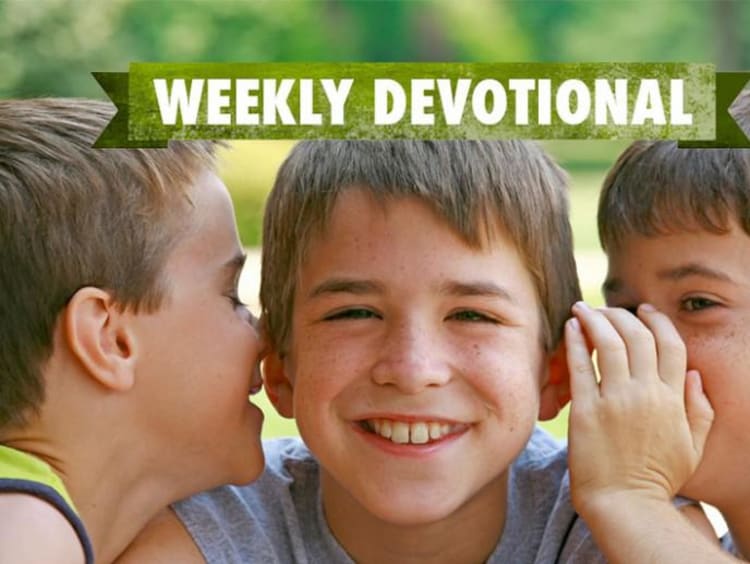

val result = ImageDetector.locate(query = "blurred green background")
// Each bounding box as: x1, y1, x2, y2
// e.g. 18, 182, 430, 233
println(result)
2, 1, 748, 98
3, 0, 747, 440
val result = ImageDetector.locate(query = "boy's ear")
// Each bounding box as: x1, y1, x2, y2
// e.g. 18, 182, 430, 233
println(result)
63, 287, 136, 392
538, 342, 571, 421
263, 351, 294, 419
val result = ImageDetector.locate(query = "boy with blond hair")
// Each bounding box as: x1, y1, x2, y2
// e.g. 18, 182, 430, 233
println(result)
564, 91, 750, 562
0, 99, 267, 563
120, 140, 620, 563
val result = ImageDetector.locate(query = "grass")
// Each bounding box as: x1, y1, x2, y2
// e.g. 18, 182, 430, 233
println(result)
222, 141, 611, 441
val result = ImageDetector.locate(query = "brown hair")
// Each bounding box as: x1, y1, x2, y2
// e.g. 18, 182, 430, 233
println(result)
260, 140, 580, 356
0, 98, 217, 429
599, 90, 750, 250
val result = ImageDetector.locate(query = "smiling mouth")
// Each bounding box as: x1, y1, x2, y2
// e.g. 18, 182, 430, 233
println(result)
360, 419, 467, 445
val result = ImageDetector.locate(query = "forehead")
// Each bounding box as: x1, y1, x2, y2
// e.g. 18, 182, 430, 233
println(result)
166, 171, 241, 274
298, 189, 538, 304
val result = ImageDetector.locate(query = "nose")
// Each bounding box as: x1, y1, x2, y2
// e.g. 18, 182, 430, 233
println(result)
371, 320, 452, 393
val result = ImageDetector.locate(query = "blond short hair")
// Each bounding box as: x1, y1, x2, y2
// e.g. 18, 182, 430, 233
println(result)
260, 140, 581, 356
0, 98, 217, 429
599, 90, 750, 251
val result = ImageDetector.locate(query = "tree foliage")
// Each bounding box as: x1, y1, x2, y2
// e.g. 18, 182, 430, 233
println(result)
1, 0, 747, 98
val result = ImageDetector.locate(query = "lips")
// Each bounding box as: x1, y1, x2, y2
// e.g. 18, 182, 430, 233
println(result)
361, 418, 467, 445
248, 365, 263, 395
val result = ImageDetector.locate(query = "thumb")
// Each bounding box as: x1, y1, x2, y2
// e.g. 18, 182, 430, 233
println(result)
685, 370, 714, 457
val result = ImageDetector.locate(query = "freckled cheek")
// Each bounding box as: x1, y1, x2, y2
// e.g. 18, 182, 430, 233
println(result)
458, 346, 541, 417
682, 330, 749, 403
289, 342, 364, 403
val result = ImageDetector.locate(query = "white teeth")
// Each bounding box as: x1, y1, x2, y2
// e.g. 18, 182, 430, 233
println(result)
410, 422, 429, 444
391, 421, 410, 444
428, 422, 442, 440
365, 418, 459, 444
380, 420, 392, 439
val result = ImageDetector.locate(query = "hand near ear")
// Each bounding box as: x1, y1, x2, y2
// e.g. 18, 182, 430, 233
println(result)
64, 287, 137, 392
564, 304, 735, 564
565, 301, 714, 509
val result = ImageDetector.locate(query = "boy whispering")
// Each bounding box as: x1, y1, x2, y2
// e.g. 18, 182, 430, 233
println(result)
565, 91, 750, 562
0, 99, 267, 563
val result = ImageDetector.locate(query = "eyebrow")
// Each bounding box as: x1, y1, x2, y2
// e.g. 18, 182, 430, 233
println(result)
307, 277, 518, 305
438, 280, 518, 305
656, 263, 734, 284
603, 262, 735, 295
308, 278, 385, 299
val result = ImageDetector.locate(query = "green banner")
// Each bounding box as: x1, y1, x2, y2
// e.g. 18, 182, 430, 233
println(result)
678, 71, 750, 148
93, 62, 749, 148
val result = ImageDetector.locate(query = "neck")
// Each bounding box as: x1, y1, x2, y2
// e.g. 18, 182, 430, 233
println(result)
321, 470, 508, 564
71, 449, 186, 564
6, 421, 193, 564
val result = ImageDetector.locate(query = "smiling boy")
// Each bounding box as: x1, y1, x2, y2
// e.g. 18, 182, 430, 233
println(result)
266, 188, 558, 550
120, 140, 609, 563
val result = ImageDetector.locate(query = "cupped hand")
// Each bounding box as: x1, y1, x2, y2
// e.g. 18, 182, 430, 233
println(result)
565, 302, 714, 516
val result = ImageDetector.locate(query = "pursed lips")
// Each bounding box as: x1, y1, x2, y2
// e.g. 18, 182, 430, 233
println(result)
248, 366, 263, 395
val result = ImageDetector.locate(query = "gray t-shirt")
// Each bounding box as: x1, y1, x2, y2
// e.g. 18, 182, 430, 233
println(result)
721, 533, 742, 557
174, 427, 604, 563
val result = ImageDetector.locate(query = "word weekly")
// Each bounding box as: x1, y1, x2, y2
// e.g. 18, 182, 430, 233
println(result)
153, 77, 693, 127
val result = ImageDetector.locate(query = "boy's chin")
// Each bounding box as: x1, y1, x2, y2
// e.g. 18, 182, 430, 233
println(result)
206, 431, 265, 489
228, 435, 266, 486
351, 473, 509, 527
229, 449, 266, 486
364, 497, 467, 527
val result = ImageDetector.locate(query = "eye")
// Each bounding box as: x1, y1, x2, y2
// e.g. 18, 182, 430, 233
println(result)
323, 308, 380, 321
227, 292, 248, 309
604, 299, 639, 316
448, 310, 499, 323
681, 296, 718, 312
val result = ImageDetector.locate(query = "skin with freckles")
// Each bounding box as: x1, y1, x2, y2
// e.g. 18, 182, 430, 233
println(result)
604, 225, 750, 516
264, 190, 565, 563
566, 94, 750, 561
564, 298, 725, 564
602, 224, 750, 558
566, 303, 711, 510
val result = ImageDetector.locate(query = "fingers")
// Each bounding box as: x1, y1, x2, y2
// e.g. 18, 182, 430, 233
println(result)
565, 303, 707, 506
684, 370, 714, 455
569, 302, 686, 392
636, 304, 687, 392
566, 317, 599, 401
598, 307, 658, 388
571, 302, 632, 394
